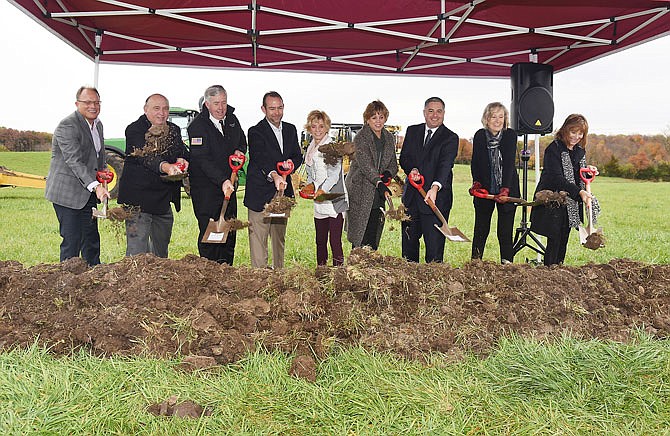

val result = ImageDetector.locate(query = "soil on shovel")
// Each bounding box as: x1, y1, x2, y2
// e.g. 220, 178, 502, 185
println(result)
1, 250, 669, 368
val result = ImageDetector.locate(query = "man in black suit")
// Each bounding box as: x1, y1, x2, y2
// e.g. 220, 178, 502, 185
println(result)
45, 86, 110, 266
399, 97, 459, 263
187, 85, 247, 265
244, 91, 303, 269
117, 93, 189, 258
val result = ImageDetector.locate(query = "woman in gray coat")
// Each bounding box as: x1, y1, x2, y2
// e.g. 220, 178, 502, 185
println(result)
345, 100, 399, 249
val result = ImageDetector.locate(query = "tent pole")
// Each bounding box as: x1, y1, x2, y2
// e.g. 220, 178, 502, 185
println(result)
94, 30, 102, 88
529, 52, 543, 263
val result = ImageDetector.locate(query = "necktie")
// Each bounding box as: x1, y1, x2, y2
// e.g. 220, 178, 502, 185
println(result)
219, 119, 226, 136
424, 129, 432, 147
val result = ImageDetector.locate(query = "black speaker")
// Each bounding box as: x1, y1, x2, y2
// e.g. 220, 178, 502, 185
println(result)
510, 63, 554, 134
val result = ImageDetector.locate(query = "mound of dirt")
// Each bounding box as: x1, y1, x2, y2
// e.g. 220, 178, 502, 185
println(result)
1, 250, 669, 365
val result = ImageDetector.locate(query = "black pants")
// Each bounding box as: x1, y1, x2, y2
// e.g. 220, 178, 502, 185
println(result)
195, 197, 237, 265
471, 197, 517, 263
402, 208, 446, 263
359, 207, 385, 250
53, 193, 100, 266
543, 210, 571, 266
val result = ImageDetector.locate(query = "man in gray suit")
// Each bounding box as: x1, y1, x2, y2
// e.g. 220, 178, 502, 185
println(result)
45, 86, 110, 266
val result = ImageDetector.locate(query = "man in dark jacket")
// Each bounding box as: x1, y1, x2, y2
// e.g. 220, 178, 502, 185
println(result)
187, 85, 247, 265
244, 91, 303, 269
117, 93, 189, 258
399, 97, 459, 263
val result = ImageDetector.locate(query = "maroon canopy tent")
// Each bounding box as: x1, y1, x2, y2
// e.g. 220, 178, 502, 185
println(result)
9, 0, 670, 78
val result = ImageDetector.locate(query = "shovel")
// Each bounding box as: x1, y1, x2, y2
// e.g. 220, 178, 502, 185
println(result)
408, 174, 470, 242
471, 187, 539, 206
264, 160, 295, 218
160, 161, 188, 182
92, 169, 114, 219
578, 167, 603, 246
201, 155, 246, 244
379, 175, 396, 216
298, 182, 345, 202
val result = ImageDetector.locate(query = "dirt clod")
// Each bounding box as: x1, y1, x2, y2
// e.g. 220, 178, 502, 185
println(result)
263, 196, 296, 214
147, 395, 212, 418
289, 354, 317, 382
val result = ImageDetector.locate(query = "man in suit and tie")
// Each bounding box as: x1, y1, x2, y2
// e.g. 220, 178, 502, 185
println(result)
399, 97, 459, 263
187, 85, 247, 265
244, 91, 303, 269
45, 86, 110, 266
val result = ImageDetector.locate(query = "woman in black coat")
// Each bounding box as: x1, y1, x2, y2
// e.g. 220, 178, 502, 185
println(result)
469, 102, 520, 263
530, 114, 597, 266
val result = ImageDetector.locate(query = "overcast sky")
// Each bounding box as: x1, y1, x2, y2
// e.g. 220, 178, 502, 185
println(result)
1, 1, 669, 141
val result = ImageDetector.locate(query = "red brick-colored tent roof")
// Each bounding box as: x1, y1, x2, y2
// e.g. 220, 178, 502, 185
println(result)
10, 1, 670, 77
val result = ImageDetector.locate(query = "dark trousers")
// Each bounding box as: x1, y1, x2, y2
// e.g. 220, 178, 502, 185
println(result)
471, 198, 517, 263
195, 197, 237, 265
402, 208, 447, 263
53, 193, 100, 266
543, 210, 570, 266
359, 207, 385, 250
314, 214, 344, 266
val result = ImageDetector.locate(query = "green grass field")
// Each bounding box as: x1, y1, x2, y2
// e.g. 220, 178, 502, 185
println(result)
1, 151, 669, 266
1, 151, 670, 434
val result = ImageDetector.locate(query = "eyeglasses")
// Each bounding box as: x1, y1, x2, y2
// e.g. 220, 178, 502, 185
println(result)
77, 100, 102, 106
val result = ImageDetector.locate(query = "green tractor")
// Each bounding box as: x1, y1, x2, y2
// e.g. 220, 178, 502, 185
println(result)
103, 107, 199, 197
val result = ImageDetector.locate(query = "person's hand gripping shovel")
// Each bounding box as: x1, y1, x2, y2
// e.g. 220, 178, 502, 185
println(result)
264, 160, 295, 218
91, 169, 113, 219
409, 173, 470, 242
578, 167, 605, 249
299, 183, 345, 202
470, 186, 537, 206
201, 154, 245, 244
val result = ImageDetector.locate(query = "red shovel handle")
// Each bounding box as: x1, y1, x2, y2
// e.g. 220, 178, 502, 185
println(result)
408, 174, 425, 190
276, 160, 294, 177
579, 167, 597, 184
471, 188, 491, 199
229, 154, 246, 173
96, 169, 114, 184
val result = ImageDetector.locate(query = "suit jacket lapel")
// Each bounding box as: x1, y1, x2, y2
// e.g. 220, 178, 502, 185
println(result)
263, 119, 282, 155
425, 124, 444, 150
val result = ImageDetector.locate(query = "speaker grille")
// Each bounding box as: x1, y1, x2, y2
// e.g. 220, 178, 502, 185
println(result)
518, 86, 554, 133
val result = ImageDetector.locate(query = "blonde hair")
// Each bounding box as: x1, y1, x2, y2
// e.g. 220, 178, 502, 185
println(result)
304, 110, 332, 132
481, 102, 509, 130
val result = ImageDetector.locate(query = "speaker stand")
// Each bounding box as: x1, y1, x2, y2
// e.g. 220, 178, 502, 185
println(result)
513, 134, 545, 259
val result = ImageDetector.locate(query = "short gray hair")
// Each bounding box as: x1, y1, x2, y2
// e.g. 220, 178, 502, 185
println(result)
204, 85, 227, 102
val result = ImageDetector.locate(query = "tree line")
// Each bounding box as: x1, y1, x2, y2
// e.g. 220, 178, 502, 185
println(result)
0, 127, 52, 152
453, 133, 670, 181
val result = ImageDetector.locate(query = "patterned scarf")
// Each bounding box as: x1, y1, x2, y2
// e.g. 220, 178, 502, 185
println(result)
485, 129, 503, 194
560, 150, 600, 229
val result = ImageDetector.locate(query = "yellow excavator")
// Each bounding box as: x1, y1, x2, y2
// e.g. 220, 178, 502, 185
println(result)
0, 166, 46, 189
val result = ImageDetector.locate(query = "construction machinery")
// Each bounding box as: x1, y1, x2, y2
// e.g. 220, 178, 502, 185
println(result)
0, 166, 46, 189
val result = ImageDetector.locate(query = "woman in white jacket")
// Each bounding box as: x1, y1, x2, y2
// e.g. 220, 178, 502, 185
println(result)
303, 110, 349, 266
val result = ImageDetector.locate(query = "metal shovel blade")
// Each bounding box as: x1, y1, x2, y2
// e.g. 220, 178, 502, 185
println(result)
314, 192, 344, 202
433, 222, 470, 242
201, 219, 232, 244
92, 199, 108, 219
202, 198, 231, 244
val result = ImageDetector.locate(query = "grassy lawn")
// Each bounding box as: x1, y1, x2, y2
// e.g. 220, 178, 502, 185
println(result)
1, 151, 669, 434
1, 151, 669, 267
